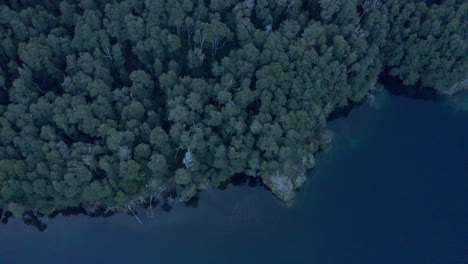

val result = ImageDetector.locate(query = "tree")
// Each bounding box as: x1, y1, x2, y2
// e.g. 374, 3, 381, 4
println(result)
0, 0, 465, 218
147, 153, 168, 176
174, 168, 192, 185
121, 101, 145, 122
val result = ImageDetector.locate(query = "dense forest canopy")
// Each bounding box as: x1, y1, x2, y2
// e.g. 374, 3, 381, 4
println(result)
0, 0, 466, 218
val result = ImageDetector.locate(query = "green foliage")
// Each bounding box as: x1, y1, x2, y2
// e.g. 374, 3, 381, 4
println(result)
0, 0, 465, 215
382, 0, 467, 93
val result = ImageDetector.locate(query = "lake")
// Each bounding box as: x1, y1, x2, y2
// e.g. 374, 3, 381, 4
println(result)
1, 86, 467, 264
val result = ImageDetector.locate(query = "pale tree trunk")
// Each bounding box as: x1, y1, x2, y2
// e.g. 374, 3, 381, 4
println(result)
127, 205, 143, 225
0, 207, 6, 222
443, 78, 468, 96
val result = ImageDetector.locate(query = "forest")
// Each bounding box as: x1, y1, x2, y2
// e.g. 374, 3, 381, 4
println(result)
0, 0, 466, 219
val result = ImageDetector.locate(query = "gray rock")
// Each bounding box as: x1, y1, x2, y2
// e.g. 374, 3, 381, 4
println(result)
265, 172, 295, 201
293, 173, 307, 189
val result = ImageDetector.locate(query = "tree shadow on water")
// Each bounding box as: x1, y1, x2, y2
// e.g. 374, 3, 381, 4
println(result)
380, 75, 439, 101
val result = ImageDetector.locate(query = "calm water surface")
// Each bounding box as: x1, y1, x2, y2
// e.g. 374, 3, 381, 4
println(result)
1, 88, 467, 264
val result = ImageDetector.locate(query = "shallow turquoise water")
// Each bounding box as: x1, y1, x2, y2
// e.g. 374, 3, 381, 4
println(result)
1, 88, 467, 264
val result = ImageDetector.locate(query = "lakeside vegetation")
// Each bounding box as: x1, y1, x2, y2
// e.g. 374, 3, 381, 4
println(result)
0, 0, 466, 219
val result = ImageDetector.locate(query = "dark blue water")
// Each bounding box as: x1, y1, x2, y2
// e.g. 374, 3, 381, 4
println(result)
1, 89, 467, 264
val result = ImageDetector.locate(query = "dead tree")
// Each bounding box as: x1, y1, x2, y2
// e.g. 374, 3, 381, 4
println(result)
105, 206, 117, 214
444, 78, 468, 96
127, 205, 143, 225
0, 208, 6, 222
102, 47, 113, 66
